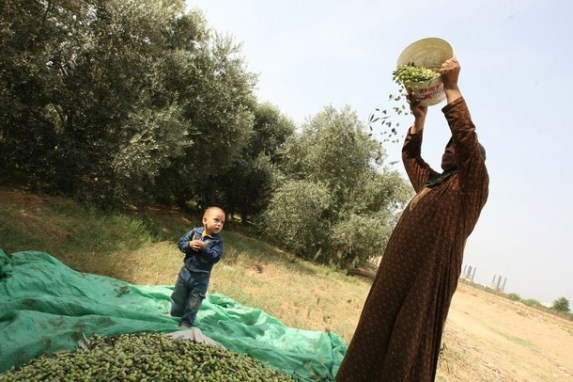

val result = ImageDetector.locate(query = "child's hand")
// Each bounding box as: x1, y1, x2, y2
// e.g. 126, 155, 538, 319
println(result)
189, 240, 205, 251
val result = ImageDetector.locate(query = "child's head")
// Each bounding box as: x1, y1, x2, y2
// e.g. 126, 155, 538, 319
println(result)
202, 207, 225, 235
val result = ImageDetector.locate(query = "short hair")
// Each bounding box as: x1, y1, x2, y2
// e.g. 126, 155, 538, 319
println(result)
204, 206, 225, 217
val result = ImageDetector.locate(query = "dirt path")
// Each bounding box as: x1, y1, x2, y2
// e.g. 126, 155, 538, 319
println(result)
438, 283, 573, 381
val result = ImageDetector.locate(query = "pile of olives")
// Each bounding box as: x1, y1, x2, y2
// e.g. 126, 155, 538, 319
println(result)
0, 332, 296, 382
392, 64, 440, 85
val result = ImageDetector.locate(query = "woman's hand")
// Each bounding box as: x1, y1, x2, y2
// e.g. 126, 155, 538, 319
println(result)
409, 96, 428, 120
440, 58, 462, 103
440, 58, 460, 89
408, 93, 428, 134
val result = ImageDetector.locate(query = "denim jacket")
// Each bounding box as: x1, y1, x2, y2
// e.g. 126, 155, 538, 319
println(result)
177, 226, 223, 273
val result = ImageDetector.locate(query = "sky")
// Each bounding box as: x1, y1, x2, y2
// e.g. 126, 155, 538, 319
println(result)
186, 0, 573, 305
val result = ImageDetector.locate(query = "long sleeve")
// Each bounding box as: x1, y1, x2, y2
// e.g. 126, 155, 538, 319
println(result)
442, 97, 489, 202
178, 228, 200, 255
402, 128, 439, 193
200, 238, 224, 264
178, 227, 223, 272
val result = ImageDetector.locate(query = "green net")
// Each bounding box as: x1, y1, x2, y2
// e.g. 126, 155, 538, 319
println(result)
0, 250, 346, 380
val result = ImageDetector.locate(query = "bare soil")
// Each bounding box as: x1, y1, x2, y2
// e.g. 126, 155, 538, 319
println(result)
438, 283, 573, 381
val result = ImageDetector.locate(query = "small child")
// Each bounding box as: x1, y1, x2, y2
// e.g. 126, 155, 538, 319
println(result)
170, 206, 225, 328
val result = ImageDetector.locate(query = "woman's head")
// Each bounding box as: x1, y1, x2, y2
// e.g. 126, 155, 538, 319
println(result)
441, 138, 486, 171
441, 139, 457, 171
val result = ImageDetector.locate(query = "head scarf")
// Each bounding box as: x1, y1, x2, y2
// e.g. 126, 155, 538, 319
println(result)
424, 138, 486, 188
444, 137, 487, 160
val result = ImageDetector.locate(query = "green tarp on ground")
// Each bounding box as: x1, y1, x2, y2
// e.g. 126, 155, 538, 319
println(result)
0, 250, 346, 381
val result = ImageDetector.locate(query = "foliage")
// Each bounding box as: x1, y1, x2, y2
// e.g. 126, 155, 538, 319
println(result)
111, 105, 191, 202
216, 102, 295, 223
507, 293, 521, 302
329, 213, 392, 267
260, 179, 333, 258
348, 170, 411, 217
280, 106, 381, 198
521, 299, 542, 308
0, 1, 257, 209
153, 27, 258, 208
1, 0, 187, 200
264, 106, 410, 267
552, 297, 570, 313
248, 102, 295, 164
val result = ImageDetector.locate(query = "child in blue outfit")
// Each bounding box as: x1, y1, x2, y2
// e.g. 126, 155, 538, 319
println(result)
170, 206, 225, 327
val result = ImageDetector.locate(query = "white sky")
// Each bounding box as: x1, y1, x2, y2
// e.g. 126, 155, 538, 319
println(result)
186, 0, 573, 305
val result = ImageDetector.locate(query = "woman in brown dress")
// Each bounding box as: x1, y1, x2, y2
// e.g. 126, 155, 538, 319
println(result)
335, 58, 489, 381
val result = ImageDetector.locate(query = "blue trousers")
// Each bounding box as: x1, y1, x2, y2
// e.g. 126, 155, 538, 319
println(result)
170, 266, 210, 326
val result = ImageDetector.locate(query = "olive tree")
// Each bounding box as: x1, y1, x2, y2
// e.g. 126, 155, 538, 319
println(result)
261, 179, 333, 258
152, 15, 258, 208
217, 102, 295, 223
263, 105, 410, 267
0, 0, 192, 204
0, 1, 258, 208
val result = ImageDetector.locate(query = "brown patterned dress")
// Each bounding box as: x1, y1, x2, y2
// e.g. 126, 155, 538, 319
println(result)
335, 97, 489, 382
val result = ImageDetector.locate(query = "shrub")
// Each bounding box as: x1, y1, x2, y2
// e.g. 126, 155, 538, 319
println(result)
507, 293, 521, 302
522, 299, 542, 308
552, 297, 570, 313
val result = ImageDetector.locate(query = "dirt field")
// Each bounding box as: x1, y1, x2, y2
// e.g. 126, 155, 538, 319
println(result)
438, 282, 573, 381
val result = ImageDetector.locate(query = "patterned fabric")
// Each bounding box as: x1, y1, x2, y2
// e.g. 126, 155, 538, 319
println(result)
335, 97, 489, 382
